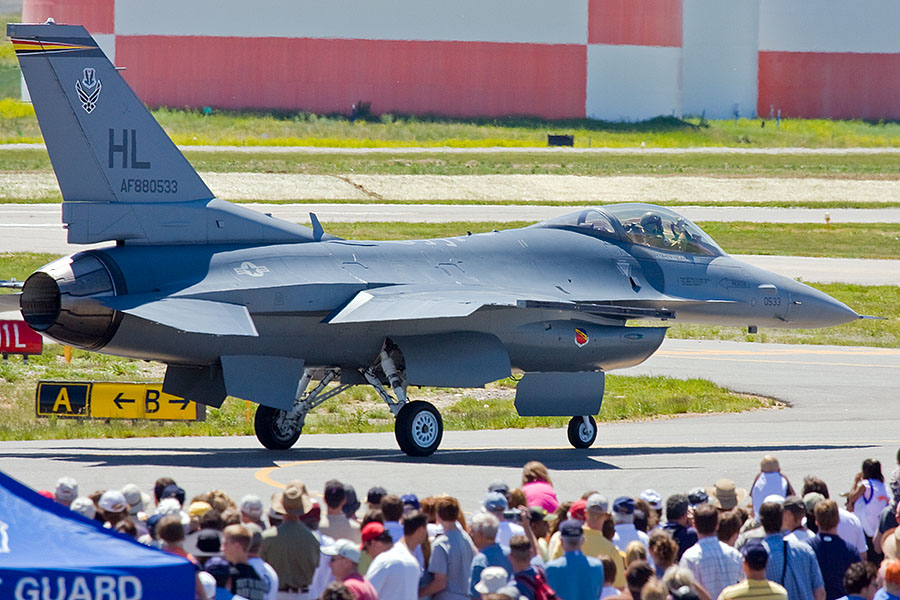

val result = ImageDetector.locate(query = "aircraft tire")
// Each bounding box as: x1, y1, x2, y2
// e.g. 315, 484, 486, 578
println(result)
567, 415, 597, 449
254, 405, 302, 450
394, 401, 443, 457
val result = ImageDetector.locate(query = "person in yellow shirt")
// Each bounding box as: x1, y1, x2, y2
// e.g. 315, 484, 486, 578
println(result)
718, 541, 787, 600
549, 494, 626, 589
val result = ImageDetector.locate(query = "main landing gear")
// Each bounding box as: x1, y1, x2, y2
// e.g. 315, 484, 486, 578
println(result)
253, 344, 444, 456
567, 415, 597, 449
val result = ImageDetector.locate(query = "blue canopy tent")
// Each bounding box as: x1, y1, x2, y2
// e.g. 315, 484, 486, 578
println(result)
0, 470, 194, 600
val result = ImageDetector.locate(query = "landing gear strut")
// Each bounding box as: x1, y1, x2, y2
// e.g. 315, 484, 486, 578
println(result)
567, 415, 597, 449
254, 369, 352, 450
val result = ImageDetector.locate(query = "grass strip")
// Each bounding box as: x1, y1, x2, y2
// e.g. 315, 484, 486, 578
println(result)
0, 343, 771, 441
2, 147, 900, 178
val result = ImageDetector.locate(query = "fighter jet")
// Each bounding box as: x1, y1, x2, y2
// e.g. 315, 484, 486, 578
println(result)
4, 23, 861, 456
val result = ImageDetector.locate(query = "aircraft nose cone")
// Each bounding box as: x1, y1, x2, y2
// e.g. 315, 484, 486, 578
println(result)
789, 283, 859, 328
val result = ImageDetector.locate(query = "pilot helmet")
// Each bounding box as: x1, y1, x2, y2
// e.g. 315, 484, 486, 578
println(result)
640, 212, 663, 235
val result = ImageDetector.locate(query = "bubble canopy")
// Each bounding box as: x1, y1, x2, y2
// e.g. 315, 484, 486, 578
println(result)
533, 204, 725, 257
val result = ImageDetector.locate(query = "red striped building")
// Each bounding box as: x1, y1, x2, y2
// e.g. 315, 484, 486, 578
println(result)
21, 0, 900, 120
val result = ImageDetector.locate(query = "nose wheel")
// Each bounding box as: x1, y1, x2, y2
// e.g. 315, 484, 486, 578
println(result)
567, 415, 597, 449
395, 401, 443, 457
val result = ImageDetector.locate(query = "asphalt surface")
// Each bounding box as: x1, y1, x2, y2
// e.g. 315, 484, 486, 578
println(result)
2, 203, 898, 285
0, 339, 896, 512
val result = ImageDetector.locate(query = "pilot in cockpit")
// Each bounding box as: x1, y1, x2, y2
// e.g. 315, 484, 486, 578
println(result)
639, 212, 670, 249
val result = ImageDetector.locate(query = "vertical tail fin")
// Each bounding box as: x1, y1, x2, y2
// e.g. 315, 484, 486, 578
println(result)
9, 22, 213, 204
9, 22, 314, 245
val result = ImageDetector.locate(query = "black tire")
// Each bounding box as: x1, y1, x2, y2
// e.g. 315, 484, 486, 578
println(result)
254, 405, 302, 450
394, 401, 443, 457
567, 415, 597, 449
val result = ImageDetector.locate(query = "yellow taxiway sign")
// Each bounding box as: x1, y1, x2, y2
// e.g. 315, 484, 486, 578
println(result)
36, 381, 202, 420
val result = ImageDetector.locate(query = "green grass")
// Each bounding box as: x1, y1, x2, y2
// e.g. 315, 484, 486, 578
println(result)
2, 93, 900, 147
2, 146, 900, 181
0, 341, 770, 441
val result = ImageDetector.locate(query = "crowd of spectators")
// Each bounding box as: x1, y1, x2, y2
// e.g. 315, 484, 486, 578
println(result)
41, 451, 900, 600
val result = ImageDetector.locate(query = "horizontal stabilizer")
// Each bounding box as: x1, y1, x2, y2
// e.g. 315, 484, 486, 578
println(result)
102, 296, 258, 336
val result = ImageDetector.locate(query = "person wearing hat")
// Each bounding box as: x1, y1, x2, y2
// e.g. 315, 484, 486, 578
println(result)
420, 496, 476, 600
54, 477, 78, 508
482, 491, 526, 551
474, 567, 511, 597
156, 497, 192, 532
783, 496, 816, 545
758, 501, 824, 600
751, 455, 795, 520
612, 497, 651, 559
362, 521, 420, 600
98, 489, 129, 529
323, 539, 376, 600
663, 493, 699, 561
678, 503, 743, 600
321, 481, 361, 544
260, 480, 320, 600
718, 541, 787, 600
551, 494, 625, 589
544, 519, 605, 600
526, 506, 552, 563
239, 494, 266, 529
70, 496, 97, 520
468, 512, 513, 599
641, 490, 664, 522
707, 479, 748, 512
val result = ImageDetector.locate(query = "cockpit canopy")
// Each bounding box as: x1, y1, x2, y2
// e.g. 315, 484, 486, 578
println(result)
534, 204, 724, 257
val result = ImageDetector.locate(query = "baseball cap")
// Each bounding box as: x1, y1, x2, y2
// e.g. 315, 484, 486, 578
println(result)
613, 496, 635, 515
361, 522, 389, 545
204, 556, 236, 583
239, 494, 264, 520
366, 486, 387, 505
687, 488, 708, 507
640, 489, 662, 511
121, 484, 151, 516
99, 490, 128, 514
783, 495, 805, 515
401, 493, 420, 510
189, 501, 213, 519
528, 506, 551, 522
568, 499, 587, 521
763, 494, 785, 505
474, 566, 509, 595
484, 491, 508, 512
586, 493, 609, 513
323, 538, 362, 563
741, 540, 769, 570
70, 497, 97, 520
803, 492, 826, 514
160, 484, 186, 506
488, 480, 510, 497
54, 477, 78, 504
156, 497, 191, 526
559, 519, 584, 538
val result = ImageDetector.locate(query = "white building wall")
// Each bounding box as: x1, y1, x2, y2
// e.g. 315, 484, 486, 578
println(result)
681, 0, 758, 119
759, 0, 900, 53
586, 45, 682, 121
114, 0, 590, 44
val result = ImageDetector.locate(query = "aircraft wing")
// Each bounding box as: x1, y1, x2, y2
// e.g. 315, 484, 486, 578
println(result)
326, 284, 730, 324
100, 295, 259, 337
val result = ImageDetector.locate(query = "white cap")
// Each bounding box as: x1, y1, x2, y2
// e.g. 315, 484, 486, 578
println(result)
475, 567, 509, 594
98, 490, 128, 513
322, 539, 362, 563
240, 494, 264, 520
198, 572, 216, 600
70, 497, 97, 520
121, 484, 150, 515
54, 477, 78, 505
156, 497, 191, 526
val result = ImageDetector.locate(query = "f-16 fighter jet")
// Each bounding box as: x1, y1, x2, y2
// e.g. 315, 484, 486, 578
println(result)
4, 23, 861, 456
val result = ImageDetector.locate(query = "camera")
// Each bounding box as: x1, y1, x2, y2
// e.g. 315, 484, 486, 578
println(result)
502, 509, 522, 523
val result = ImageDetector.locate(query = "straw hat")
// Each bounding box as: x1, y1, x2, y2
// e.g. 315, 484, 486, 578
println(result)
706, 478, 748, 510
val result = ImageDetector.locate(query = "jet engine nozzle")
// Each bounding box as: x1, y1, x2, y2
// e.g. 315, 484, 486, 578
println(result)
20, 252, 120, 350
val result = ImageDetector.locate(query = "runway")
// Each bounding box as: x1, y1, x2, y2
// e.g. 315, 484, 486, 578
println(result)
1, 339, 897, 513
